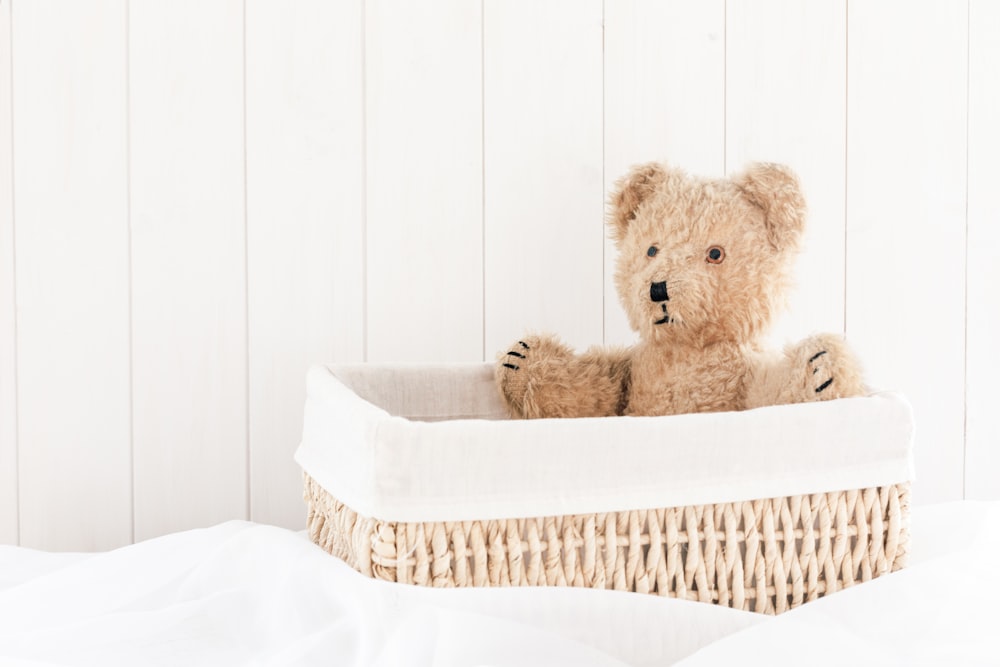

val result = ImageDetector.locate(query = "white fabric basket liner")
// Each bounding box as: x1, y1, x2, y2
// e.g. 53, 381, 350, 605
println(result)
295, 363, 915, 524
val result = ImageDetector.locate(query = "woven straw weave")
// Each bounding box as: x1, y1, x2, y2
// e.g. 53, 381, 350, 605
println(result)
304, 474, 909, 614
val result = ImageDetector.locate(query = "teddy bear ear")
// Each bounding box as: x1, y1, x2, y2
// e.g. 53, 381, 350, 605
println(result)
607, 162, 669, 242
735, 162, 807, 253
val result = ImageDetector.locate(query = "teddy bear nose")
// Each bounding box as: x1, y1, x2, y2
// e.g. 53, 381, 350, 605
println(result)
650, 281, 669, 302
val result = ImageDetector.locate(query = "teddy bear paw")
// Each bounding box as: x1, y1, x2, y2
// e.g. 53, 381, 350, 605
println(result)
807, 349, 836, 396
790, 334, 865, 403
500, 339, 532, 373
494, 338, 537, 417
494, 334, 582, 418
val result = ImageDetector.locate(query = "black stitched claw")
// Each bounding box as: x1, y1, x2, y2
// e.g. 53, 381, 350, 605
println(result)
816, 377, 833, 393
507, 351, 525, 359
808, 350, 828, 363
518, 341, 530, 350
503, 363, 519, 371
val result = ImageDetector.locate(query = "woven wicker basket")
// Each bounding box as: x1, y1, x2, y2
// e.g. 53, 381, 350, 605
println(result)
305, 474, 909, 615
297, 364, 914, 615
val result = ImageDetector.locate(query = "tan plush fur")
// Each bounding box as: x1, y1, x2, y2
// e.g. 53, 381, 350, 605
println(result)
495, 161, 866, 419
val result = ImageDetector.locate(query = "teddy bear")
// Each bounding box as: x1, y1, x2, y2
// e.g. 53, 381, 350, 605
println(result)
494, 161, 865, 419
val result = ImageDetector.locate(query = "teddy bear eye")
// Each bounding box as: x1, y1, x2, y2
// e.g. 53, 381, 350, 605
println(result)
706, 246, 725, 264
647, 246, 658, 257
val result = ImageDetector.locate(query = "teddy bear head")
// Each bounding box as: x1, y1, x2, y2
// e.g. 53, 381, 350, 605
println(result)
608, 162, 806, 348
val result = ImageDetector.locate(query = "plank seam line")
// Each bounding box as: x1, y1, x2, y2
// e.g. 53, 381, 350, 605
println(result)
843, 0, 849, 337
962, 0, 970, 499
242, 0, 251, 521
481, 0, 486, 362
361, 0, 369, 363
600, 0, 605, 346
125, 0, 136, 545
7, 0, 21, 546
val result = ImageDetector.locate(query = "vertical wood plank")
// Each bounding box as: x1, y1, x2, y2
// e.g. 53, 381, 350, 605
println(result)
365, 0, 482, 363
603, 0, 725, 347
0, 0, 17, 545
12, 0, 131, 550
727, 0, 847, 348
130, 0, 247, 540
846, 0, 967, 504
966, 0, 1000, 500
246, 0, 364, 528
484, 0, 604, 355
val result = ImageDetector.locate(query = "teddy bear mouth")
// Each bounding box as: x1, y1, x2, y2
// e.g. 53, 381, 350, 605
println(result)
654, 308, 673, 325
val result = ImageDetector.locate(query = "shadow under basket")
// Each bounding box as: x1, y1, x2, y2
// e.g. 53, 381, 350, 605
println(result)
296, 363, 915, 615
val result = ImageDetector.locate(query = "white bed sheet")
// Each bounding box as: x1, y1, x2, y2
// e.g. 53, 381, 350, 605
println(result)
677, 500, 1000, 667
1, 501, 997, 667
0, 523, 760, 666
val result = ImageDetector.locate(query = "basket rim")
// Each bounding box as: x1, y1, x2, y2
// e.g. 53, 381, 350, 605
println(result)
296, 364, 915, 523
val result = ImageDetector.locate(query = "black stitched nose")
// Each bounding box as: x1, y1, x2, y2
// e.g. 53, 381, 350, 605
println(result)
650, 281, 669, 302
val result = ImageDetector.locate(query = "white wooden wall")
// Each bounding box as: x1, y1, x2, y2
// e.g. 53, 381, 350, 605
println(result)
0, 0, 997, 551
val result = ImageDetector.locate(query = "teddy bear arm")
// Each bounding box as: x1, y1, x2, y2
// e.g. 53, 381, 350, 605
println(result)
744, 334, 866, 409
494, 335, 631, 419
